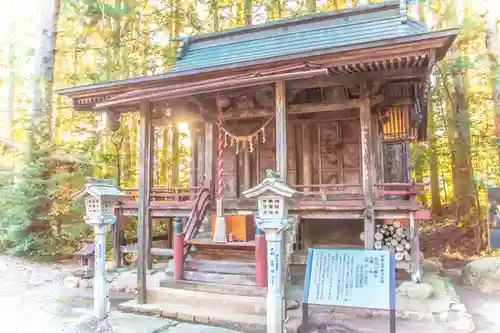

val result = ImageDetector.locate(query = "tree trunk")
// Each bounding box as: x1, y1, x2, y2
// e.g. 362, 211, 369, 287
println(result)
306, 0, 316, 12
30, 0, 61, 147
486, 8, 500, 171
4, 19, 15, 141
428, 94, 442, 215
212, 0, 219, 31
244, 0, 252, 25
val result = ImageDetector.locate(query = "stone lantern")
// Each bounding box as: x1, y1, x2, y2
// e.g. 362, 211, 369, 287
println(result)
243, 169, 297, 333
74, 178, 124, 319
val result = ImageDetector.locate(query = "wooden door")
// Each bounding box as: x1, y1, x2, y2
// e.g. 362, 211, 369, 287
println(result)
314, 119, 361, 189
257, 122, 296, 185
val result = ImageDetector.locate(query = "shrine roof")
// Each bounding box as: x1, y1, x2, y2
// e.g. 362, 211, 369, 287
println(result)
56, 1, 457, 100
169, 1, 425, 74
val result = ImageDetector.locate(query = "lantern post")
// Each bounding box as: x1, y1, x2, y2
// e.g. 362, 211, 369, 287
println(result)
74, 179, 124, 319
243, 170, 297, 333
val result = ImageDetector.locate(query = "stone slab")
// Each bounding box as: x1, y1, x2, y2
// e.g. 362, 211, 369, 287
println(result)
147, 287, 267, 315
166, 323, 244, 333
61, 311, 176, 333
119, 300, 266, 333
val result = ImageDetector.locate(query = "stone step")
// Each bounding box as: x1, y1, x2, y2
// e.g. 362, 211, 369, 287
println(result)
159, 278, 267, 297
120, 300, 266, 333
291, 251, 308, 265
182, 270, 256, 286
177, 259, 256, 275
148, 287, 267, 315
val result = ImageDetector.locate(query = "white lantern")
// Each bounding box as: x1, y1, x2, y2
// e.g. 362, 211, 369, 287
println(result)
73, 178, 124, 320
242, 170, 297, 333
243, 169, 296, 232
75, 179, 124, 226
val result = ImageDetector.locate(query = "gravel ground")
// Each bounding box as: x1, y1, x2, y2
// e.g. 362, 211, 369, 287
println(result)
0, 255, 240, 333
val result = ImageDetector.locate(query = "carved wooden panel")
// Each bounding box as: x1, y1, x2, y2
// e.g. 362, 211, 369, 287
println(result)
309, 119, 361, 187
383, 142, 408, 183
319, 122, 339, 184
342, 143, 360, 168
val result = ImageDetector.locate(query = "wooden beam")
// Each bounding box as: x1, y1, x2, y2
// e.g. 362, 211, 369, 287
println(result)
222, 100, 360, 120
275, 80, 287, 181
360, 93, 374, 250
137, 101, 152, 304
288, 100, 359, 114
287, 68, 427, 91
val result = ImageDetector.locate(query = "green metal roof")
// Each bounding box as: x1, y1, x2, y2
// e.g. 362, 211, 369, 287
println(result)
73, 179, 124, 200
170, 1, 426, 74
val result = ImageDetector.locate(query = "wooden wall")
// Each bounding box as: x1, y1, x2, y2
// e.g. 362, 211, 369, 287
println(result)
221, 112, 364, 198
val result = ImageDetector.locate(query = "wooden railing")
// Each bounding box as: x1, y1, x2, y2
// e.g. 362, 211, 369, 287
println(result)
292, 184, 363, 201
374, 183, 427, 202
291, 183, 427, 203
183, 188, 211, 260
119, 187, 207, 203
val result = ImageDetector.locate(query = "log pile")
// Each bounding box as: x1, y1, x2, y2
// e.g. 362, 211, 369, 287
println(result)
360, 221, 412, 262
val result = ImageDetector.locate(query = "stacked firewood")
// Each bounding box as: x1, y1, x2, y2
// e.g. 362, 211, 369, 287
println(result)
360, 221, 412, 262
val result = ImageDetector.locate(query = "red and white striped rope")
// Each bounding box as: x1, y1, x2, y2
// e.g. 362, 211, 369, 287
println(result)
217, 106, 224, 202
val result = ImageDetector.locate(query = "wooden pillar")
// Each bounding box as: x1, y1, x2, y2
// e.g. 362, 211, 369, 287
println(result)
243, 142, 251, 190
197, 124, 206, 187
173, 217, 184, 281
190, 125, 199, 189
275, 80, 287, 181
360, 95, 375, 250
255, 226, 267, 287
302, 123, 313, 191
172, 125, 180, 186
113, 207, 123, 269
204, 122, 214, 186
371, 113, 380, 184
137, 101, 152, 304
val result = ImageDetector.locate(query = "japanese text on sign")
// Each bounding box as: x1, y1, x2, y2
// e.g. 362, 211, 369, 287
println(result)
304, 248, 393, 310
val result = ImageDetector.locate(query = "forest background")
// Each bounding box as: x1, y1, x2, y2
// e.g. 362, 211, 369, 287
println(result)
0, 0, 499, 259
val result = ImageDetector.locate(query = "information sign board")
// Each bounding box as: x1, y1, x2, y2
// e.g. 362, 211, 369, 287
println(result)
488, 187, 500, 249
301, 248, 396, 333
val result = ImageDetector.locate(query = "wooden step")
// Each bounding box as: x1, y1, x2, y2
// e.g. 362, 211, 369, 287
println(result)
148, 287, 266, 315
191, 244, 255, 262
184, 259, 256, 275
159, 278, 267, 297
182, 270, 256, 286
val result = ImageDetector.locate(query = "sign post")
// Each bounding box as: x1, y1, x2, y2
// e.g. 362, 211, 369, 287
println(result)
243, 169, 298, 333
302, 248, 396, 333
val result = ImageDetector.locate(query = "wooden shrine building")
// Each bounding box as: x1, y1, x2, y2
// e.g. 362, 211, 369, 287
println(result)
57, 1, 457, 308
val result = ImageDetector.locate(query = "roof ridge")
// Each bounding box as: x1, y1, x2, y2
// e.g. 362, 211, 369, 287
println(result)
187, 1, 402, 44
183, 15, 406, 55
